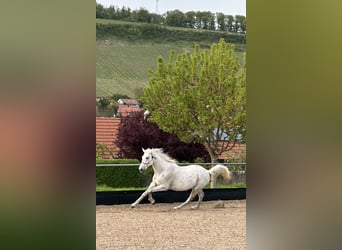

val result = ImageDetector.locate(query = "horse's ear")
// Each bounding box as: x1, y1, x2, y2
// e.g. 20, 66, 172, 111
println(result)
142, 148, 145, 152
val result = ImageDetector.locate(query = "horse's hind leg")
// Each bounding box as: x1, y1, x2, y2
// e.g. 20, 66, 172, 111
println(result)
191, 189, 204, 209
173, 189, 197, 210
148, 193, 155, 204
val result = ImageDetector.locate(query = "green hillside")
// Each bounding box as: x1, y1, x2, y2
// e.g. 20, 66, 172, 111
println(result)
96, 20, 245, 98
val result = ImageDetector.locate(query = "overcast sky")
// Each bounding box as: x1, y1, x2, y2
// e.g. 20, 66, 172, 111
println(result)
97, 0, 246, 16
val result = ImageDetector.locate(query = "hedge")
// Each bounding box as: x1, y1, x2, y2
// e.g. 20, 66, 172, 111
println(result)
96, 158, 139, 164
96, 22, 245, 45
96, 159, 245, 188
96, 159, 144, 188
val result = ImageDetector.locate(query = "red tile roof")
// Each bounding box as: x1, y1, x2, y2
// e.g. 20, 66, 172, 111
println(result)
118, 98, 139, 105
218, 142, 246, 160
117, 105, 141, 117
96, 117, 120, 158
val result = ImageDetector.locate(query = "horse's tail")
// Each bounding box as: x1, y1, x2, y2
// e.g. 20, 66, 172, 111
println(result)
209, 164, 232, 188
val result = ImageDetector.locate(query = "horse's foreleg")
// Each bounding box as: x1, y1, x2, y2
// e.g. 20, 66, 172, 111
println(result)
131, 183, 155, 208
131, 183, 167, 208
131, 189, 149, 208
148, 193, 155, 204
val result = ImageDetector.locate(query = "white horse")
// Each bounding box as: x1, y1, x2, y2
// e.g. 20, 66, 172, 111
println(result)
131, 148, 232, 209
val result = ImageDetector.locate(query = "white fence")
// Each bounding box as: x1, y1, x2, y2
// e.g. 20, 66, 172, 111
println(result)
96, 162, 246, 186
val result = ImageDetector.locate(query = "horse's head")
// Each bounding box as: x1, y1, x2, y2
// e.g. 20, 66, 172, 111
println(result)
139, 148, 154, 173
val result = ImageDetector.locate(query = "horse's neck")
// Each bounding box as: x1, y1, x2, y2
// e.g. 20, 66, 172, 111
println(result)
152, 156, 174, 175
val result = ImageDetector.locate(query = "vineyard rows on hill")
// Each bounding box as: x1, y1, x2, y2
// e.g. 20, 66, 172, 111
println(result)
96, 20, 245, 98
96, 42, 194, 97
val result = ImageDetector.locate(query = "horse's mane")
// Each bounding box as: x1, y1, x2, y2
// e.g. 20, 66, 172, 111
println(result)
152, 148, 177, 163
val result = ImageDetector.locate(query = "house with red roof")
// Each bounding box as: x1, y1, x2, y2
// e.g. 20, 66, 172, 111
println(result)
116, 99, 141, 117
96, 116, 245, 160
96, 117, 120, 158
96, 99, 245, 160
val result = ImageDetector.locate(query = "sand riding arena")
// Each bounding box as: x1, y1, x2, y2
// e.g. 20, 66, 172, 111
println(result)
96, 200, 246, 249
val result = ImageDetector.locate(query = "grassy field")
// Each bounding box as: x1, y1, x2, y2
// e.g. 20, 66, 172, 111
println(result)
96, 19, 245, 98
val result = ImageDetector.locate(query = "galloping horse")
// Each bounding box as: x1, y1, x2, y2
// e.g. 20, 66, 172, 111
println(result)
131, 148, 232, 209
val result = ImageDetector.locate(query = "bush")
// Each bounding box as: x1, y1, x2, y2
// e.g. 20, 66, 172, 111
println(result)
96, 159, 143, 188
115, 112, 210, 162
194, 157, 205, 163
96, 143, 114, 160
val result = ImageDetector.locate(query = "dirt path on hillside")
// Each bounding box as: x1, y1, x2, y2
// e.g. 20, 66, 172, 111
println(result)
96, 200, 246, 250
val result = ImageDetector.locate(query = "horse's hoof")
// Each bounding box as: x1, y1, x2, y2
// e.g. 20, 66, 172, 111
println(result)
173, 206, 180, 210
191, 205, 199, 209
131, 204, 136, 208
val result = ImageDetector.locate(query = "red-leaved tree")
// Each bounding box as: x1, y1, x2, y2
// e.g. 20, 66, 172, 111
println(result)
115, 112, 210, 162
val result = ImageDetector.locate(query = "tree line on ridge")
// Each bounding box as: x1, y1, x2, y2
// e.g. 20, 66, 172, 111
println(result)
96, 3, 246, 34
